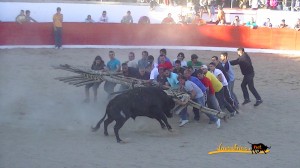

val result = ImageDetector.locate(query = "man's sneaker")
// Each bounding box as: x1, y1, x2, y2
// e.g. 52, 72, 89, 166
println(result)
254, 100, 263, 106
230, 111, 237, 117
215, 119, 221, 129
178, 118, 182, 123
242, 99, 251, 105
179, 120, 189, 127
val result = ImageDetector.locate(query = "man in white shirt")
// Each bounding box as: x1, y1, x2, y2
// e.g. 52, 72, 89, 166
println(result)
99, 11, 108, 23
209, 62, 236, 116
126, 52, 138, 68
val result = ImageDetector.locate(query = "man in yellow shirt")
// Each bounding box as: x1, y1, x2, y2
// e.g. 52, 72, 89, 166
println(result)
201, 65, 236, 116
53, 7, 63, 49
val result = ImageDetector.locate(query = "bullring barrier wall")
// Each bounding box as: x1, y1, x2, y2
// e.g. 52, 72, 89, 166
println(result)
1, 22, 299, 50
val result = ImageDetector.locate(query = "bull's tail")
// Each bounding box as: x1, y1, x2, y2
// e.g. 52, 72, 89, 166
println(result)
91, 112, 107, 132
248, 141, 253, 145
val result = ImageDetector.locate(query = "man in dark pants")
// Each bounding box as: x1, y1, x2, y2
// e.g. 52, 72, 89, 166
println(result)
230, 48, 263, 106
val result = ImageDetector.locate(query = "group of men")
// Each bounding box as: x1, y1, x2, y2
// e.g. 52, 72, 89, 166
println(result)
86, 47, 262, 129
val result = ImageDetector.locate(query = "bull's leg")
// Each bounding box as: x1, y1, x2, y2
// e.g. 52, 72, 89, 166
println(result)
155, 118, 166, 129
104, 117, 114, 136
157, 113, 172, 131
114, 119, 127, 143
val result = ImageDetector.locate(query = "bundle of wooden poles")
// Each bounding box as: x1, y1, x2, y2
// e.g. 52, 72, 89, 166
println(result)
53, 64, 227, 119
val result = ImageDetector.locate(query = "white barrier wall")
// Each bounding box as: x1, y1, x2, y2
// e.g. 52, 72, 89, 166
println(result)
0, 2, 299, 26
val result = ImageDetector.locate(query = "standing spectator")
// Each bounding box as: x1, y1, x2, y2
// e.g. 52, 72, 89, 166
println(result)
199, 0, 214, 22
53, 7, 63, 49
150, 0, 158, 10
121, 11, 133, 24
16, 10, 25, 24
294, 18, 300, 31
138, 51, 149, 69
104, 51, 121, 97
220, 52, 239, 109
196, 69, 222, 113
201, 65, 236, 115
156, 65, 168, 89
138, 16, 150, 24
230, 48, 263, 106
99, 11, 108, 23
183, 69, 207, 121
191, 14, 207, 25
157, 49, 171, 64
263, 18, 272, 28
164, 68, 179, 89
85, 15, 95, 23
126, 52, 138, 68
178, 75, 221, 128
173, 60, 185, 75
84, 56, 105, 103
161, 13, 175, 24
173, 52, 187, 67
120, 62, 138, 91
158, 55, 173, 70
211, 55, 229, 81
216, 5, 226, 25
269, 0, 278, 9
147, 55, 159, 83
187, 54, 203, 69
278, 19, 288, 28
25, 10, 37, 23
231, 15, 241, 26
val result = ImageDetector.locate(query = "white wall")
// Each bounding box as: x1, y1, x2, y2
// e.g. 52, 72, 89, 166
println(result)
0, 2, 188, 24
0, 2, 299, 26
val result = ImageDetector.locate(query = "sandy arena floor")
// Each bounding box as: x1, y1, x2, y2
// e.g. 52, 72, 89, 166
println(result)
0, 48, 300, 168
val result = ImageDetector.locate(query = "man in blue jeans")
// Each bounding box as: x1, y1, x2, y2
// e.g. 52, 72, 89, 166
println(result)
178, 75, 220, 128
230, 48, 262, 106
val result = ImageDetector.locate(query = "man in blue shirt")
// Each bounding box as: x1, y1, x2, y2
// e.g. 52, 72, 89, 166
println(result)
104, 51, 121, 97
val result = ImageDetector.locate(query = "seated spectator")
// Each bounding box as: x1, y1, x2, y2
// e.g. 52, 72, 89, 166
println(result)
16, 10, 26, 24
216, 5, 226, 25
278, 19, 288, 28
99, 11, 108, 23
294, 18, 300, 31
191, 14, 206, 25
187, 54, 203, 69
161, 13, 175, 24
231, 16, 241, 26
263, 18, 272, 28
121, 11, 133, 24
173, 52, 187, 67
173, 60, 185, 75
85, 15, 95, 23
138, 16, 150, 24
245, 17, 258, 29
25, 10, 37, 23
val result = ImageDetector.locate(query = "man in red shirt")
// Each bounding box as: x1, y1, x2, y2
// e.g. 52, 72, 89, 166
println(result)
161, 13, 175, 24
158, 54, 173, 70
196, 69, 222, 117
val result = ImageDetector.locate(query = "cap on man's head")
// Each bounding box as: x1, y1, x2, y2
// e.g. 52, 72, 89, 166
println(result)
201, 65, 208, 69
191, 54, 198, 59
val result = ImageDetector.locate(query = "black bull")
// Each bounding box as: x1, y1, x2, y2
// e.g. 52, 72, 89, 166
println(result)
91, 87, 176, 143
248, 142, 271, 154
